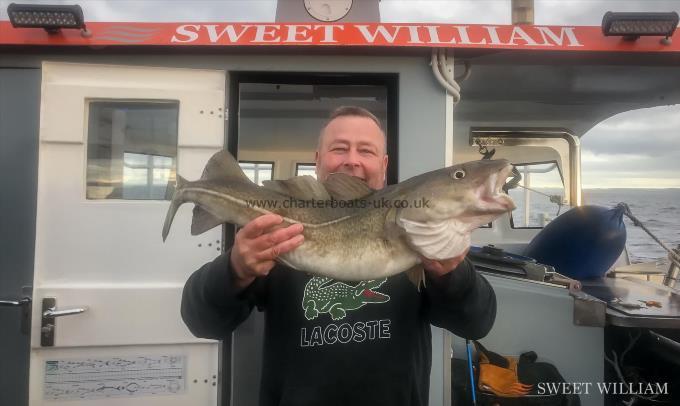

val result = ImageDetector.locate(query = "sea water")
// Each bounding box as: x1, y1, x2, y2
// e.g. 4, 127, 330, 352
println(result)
508, 188, 680, 263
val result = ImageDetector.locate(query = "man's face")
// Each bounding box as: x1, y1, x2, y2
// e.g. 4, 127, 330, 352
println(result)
315, 115, 388, 190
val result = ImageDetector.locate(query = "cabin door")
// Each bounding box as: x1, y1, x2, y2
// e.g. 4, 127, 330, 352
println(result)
27, 62, 225, 406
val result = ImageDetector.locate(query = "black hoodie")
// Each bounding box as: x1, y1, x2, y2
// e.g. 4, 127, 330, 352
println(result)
181, 250, 496, 406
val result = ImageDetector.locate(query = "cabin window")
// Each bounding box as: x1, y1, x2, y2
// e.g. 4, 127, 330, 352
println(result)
239, 161, 274, 185
86, 101, 178, 200
295, 163, 317, 178
509, 161, 567, 228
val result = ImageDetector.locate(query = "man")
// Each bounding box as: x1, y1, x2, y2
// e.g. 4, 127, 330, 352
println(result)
181, 106, 496, 406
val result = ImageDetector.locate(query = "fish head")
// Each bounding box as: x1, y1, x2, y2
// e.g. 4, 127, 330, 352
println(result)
393, 159, 516, 260
399, 159, 516, 229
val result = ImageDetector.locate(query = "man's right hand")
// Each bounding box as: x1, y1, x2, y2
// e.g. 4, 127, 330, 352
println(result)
230, 214, 304, 290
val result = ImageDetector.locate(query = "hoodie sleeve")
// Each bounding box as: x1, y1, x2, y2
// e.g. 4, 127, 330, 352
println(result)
181, 249, 268, 339
423, 258, 497, 340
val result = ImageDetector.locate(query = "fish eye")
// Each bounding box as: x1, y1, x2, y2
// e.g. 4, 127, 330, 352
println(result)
452, 169, 466, 180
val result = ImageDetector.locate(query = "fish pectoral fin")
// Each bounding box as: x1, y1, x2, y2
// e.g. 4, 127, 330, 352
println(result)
323, 173, 375, 200
191, 206, 224, 235
406, 265, 426, 291
397, 216, 470, 260
276, 255, 298, 270
262, 176, 331, 200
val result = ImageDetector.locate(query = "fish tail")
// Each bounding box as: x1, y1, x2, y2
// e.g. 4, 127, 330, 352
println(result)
162, 175, 188, 242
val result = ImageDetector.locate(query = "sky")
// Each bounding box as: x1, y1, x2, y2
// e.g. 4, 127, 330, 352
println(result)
2, 0, 679, 188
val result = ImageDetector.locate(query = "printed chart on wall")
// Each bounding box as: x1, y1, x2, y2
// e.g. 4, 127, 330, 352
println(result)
43, 355, 185, 401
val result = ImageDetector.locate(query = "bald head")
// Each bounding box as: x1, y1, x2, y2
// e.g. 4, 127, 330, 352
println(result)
317, 106, 387, 154
315, 107, 388, 190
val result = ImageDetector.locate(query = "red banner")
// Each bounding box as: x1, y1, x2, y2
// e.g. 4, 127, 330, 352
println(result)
1, 21, 678, 52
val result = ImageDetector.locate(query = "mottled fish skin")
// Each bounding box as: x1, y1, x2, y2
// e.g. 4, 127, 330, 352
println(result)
162, 150, 515, 283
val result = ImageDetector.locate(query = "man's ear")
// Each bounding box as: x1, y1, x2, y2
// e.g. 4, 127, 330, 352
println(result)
383, 154, 389, 181
314, 150, 320, 176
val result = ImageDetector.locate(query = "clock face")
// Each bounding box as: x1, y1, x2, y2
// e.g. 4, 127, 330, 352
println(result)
304, 0, 353, 22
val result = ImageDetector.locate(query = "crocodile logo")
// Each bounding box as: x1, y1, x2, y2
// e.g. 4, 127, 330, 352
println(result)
302, 277, 390, 321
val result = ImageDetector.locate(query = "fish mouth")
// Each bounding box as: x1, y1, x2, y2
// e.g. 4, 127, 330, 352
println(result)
475, 164, 517, 213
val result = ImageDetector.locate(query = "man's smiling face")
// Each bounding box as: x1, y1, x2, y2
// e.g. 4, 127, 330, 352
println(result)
315, 115, 388, 190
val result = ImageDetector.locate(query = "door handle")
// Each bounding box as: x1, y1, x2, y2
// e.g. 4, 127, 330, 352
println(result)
41, 297, 88, 347
43, 306, 88, 318
0, 298, 31, 307
0, 297, 32, 334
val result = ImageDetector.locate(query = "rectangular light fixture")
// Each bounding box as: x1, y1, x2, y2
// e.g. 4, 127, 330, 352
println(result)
602, 11, 679, 41
8, 3, 85, 33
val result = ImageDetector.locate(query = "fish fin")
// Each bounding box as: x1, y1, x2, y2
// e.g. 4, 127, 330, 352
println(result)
323, 173, 375, 200
201, 150, 251, 183
191, 206, 224, 235
397, 216, 471, 260
276, 255, 298, 270
262, 176, 331, 200
383, 208, 403, 239
406, 265, 426, 291
162, 175, 188, 242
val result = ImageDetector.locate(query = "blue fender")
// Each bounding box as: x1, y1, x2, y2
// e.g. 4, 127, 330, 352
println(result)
523, 205, 627, 280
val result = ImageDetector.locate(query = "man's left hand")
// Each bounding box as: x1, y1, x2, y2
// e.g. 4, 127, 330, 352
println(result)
421, 247, 470, 277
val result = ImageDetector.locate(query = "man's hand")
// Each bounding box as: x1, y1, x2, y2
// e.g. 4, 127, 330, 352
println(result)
421, 247, 470, 277
230, 214, 304, 290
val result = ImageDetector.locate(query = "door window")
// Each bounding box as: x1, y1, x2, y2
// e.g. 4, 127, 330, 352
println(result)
86, 101, 179, 200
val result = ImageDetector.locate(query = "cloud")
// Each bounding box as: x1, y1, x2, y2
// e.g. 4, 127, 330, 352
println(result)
581, 105, 680, 158
580, 105, 680, 187
380, 0, 680, 25
534, 0, 680, 25
380, 0, 510, 24
0, 0, 276, 22
3, 0, 678, 24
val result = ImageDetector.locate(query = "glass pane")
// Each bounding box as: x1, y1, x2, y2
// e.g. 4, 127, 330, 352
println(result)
509, 162, 566, 228
239, 162, 273, 186
295, 163, 317, 178
86, 101, 178, 200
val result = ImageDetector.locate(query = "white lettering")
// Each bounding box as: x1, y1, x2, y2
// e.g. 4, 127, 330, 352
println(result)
300, 319, 390, 347
598, 382, 613, 394
456, 26, 487, 45
309, 326, 323, 346
323, 324, 337, 344
284, 25, 313, 43
355, 25, 404, 43
425, 26, 456, 44
337, 323, 352, 343
300, 327, 310, 347
535, 26, 583, 47
379, 319, 391, 338
251, 24, 281, 43
655, 383, 668, 395
365, 320, 379, 339
507, 26, 539, 46
541, 382, 561, 395
483, 26, 503, 45
204, 24, 252, 43
405, 26, 423, 44
352, 322, 367, 342
171, 24, 200, 43
314, 24, 344, 43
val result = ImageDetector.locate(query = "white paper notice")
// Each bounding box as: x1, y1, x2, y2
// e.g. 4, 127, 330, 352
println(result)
44, 355, 185, 400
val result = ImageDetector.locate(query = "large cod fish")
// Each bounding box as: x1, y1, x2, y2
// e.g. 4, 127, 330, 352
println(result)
162, 151, 515, 286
